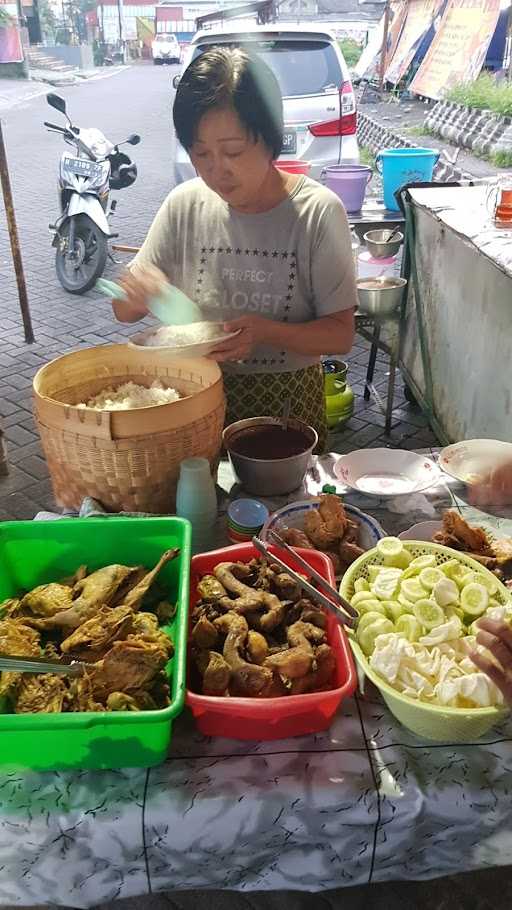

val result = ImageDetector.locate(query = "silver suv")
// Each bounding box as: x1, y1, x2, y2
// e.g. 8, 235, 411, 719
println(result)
173, 24, 359, 184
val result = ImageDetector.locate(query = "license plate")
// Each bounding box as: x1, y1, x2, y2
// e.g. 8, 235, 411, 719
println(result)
63, 156, 103, 179
281, 131, 297, 155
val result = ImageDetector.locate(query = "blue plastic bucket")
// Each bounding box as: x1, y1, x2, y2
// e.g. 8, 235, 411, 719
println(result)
376, 148, 440, 211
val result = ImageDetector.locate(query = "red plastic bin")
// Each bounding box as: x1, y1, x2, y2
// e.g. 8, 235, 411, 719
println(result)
186, 542, 357, 740
274, 159, 311, 175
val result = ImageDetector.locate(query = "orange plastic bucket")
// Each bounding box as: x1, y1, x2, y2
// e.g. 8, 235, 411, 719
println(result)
275, 159, 311, 175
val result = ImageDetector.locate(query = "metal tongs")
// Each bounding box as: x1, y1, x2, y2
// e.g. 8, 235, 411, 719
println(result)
0, 653, 93, 677
252, 533, 358, 631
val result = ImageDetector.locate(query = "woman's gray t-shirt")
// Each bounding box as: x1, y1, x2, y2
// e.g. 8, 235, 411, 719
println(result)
132, 175, 357, 374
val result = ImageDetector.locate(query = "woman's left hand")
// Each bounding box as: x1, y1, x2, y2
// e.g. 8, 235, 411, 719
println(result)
209, 315, 269, 363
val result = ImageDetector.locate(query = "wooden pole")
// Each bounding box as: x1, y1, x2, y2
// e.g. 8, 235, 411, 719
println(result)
0, 120, 35, 344
379, 0, 392, 93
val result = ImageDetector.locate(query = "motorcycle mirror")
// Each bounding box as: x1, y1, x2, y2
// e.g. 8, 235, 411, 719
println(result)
172, 75, 180, 89
127, 134, 141, 146
47, 93, 67, 116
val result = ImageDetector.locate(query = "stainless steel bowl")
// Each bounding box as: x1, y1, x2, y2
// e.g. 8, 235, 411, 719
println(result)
364, 229, 404, 259
223, 416, 318, 496
357, 277, 407, 318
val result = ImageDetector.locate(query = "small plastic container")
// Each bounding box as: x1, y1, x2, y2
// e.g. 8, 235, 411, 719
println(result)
176, 457, 218, 554
0, 516, 191, 771
357, 249, 398, 280
186, 542, 357, 740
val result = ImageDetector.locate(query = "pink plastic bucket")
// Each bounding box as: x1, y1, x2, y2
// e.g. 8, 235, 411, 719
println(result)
275, 160, 311, 175
321, 165, 372, 213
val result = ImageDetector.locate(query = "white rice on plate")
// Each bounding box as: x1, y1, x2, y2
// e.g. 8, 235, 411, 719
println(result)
77, 380, 180, 411
144, 322, 224, 348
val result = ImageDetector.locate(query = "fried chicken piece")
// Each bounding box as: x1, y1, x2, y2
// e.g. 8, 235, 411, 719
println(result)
343, 520, 360, 545
60, 605, 134, 660
492, 537, 512, 566
107, 692, 140, 711
15, 674, 68, 714
119, 549, 178, 611
287, 620, 325, 648
155, 600, 176, 624
0, 619, 41, 699
299, 604, 327, 630
127, 613, 174, 657
339, 540, 365, 565
247, 630, 269, 665
20, 583, 74, 618
289, 644, 336, 695
263, 647, 313, 680
441, 510, 491, 554
195, 649, 231, 695
33, 564, 139, 630
214, 612, 273, 697
280, 527, 313, 550
197, 575, 228, 602
304, 495, 348, 549
59, 565, 88, 587
0, 598, 22, 619
89, 638, 171, 700
261, 674, 289, 697
67, 675, 104, 712
191, 615, 219, 649
213, 563, 263, 607
324, 550, 343, 575
271, 571, 302, 602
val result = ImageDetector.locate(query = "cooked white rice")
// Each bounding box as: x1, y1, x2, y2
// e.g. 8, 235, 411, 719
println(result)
144, 321, 223, 348
77, 379, 180, 411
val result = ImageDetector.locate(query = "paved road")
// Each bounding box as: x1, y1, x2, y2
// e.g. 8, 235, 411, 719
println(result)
0, 63, 180, 517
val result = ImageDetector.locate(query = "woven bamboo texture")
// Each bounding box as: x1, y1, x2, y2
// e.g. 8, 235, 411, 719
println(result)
33, 345, 225, 513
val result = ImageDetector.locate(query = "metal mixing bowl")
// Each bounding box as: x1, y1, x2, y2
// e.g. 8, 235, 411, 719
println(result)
223, 416, 318, 496
357, 277, 407, 318
364, 229, 403, 259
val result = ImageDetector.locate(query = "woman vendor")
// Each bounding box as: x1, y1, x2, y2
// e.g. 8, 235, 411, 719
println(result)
113, 46, 357, 451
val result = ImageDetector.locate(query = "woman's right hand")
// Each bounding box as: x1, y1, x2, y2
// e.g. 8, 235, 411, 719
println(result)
112, 264, 168, 323
470, 459, 512, 507
471, 616, 512, 705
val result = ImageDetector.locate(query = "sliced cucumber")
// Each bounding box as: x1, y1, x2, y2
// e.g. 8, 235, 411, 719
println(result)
357, 611, 391, 633
419, 567, 444, 590
376, 537, 403, 560
354, 578, 370, 594
409, 555, 436, 571
351, 590, 376, 608
433, 577, 459, 607
460, 582, 489, 617
401, 578, 429, 602
413, 598, 446, 630
398, 592, 416, 612
385, 600, 407, 623
396, 614, 424, 642
474, 573, 498, 596
356, 600, 388, 618
356, 617, 395, 656
387, 549, 413, 570
367, 565, 385, 583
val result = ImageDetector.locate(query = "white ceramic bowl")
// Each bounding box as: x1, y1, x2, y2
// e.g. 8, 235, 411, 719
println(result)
260, 499, 385, 551
439, 439, 512, 486
128, 323, 240, 357
399, 520, 442, 541
334, 448, 439, 497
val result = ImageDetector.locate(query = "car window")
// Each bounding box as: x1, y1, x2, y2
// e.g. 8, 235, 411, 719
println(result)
192, 40, 343, 97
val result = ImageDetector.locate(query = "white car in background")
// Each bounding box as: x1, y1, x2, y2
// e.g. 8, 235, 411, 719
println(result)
153, 33, 181, 65
173, 24, 359, 184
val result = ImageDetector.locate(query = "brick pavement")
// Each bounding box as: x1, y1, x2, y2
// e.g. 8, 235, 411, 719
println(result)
0, 64, 439, 521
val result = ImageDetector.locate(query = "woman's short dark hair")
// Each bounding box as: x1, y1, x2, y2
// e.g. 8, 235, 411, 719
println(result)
173, 46, 284, 158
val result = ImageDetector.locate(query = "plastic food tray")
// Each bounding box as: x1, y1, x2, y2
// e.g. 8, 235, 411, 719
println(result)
186, 542, 357, 740
0, 517, 191, 771
340, 541, 511, 742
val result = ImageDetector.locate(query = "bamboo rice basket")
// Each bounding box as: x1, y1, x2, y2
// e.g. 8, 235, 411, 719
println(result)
33, 345, 225, 513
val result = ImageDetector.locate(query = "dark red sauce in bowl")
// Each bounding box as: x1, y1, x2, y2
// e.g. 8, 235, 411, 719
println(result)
229, 425, 310, 461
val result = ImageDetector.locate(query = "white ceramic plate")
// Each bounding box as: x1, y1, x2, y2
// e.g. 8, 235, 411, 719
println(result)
439, 439, 512, 486
334, 448, 439, 497
260, 499, 386, 552
399, 520, 442, 541
128, 322, 240, 357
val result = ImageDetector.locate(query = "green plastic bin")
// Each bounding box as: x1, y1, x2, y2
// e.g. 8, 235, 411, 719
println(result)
0, 516, 191, 771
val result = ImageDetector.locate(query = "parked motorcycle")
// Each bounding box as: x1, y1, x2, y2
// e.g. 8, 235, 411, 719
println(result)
45, 92, 140, 294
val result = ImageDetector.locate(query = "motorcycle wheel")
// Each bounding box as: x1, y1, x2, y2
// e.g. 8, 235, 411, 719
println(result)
55, 214, 108, 295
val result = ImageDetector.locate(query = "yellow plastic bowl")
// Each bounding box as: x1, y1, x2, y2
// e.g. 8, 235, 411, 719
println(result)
340, 541, 511, 742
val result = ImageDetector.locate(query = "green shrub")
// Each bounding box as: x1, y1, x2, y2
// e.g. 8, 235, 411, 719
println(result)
339, 39, 363, 69
446, 74, 512, 118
